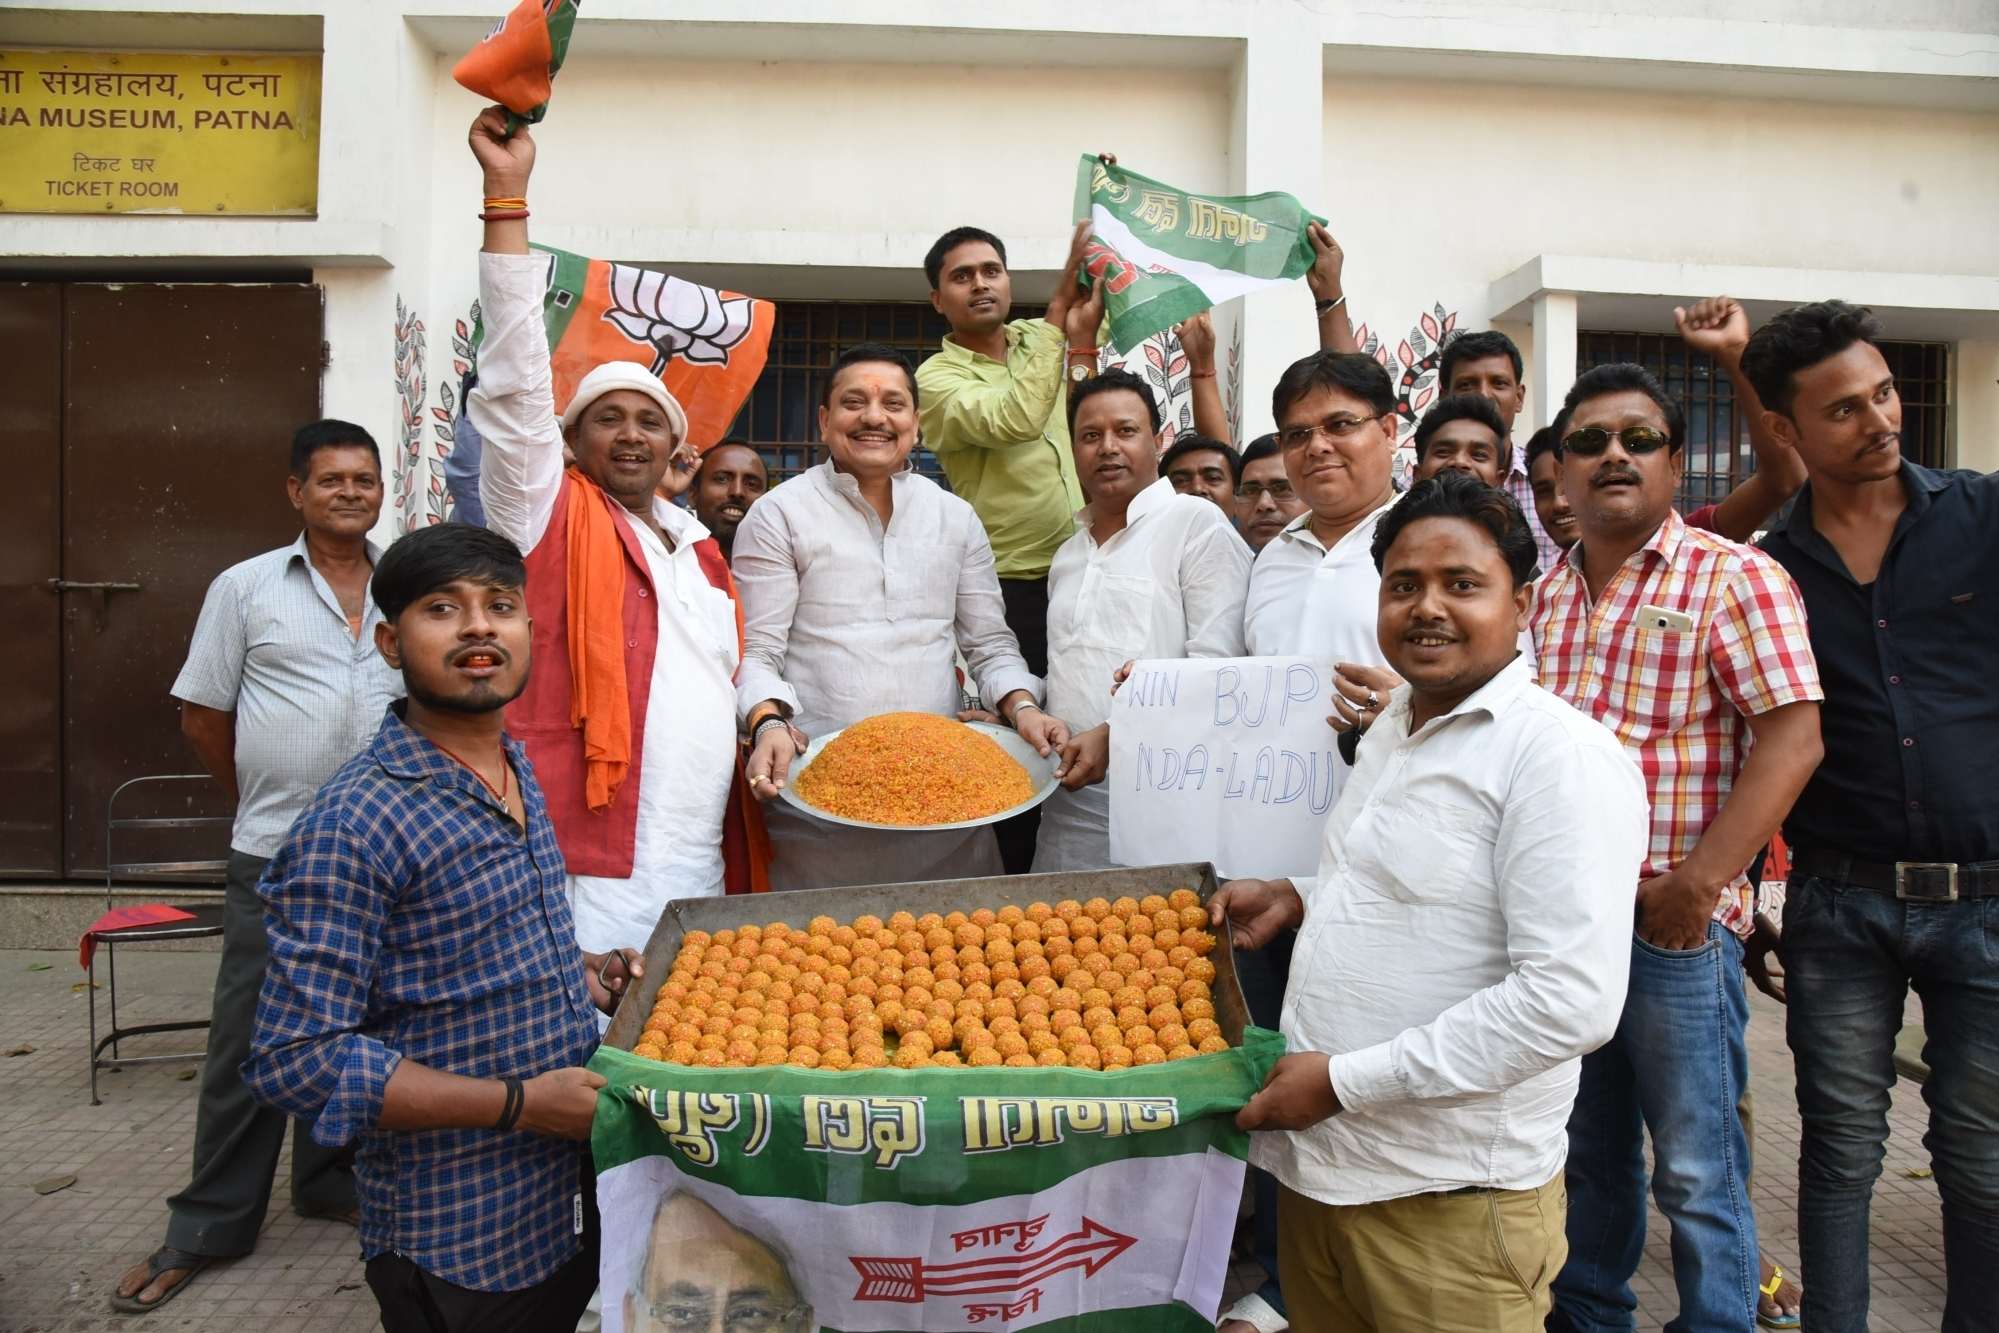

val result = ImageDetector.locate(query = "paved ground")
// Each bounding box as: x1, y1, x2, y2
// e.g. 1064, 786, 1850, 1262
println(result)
0, 946, 1947, 1332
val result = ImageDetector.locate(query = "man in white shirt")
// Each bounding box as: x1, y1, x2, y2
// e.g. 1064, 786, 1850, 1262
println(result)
1242, 351, 1402, 666
737, 342, 1067, 890
465, 108, 753, 956
1215, 470, 1648, 1332
1033, 368, 1250, 871
1227, 349, 1409, 1333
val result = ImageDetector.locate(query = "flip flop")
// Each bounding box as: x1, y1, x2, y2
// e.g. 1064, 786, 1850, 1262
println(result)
1757, 1262, 1802, 1329
109, 1246, 212, 1314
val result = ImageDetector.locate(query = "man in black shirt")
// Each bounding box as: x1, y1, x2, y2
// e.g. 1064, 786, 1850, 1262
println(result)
1747, 300, 1999, 1333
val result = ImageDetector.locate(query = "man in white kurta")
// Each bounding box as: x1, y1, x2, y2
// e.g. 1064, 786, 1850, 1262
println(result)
471, 251, 741, 953
1035, 472, 1250, 871
732, 460, 1042, 890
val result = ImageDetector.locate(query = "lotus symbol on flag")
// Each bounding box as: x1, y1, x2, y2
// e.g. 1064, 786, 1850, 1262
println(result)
602, 264, 757, 371
850, 1216, 1136, 1302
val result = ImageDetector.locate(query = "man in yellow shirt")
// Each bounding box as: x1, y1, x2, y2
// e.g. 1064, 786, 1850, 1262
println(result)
917, 223, 1097, 675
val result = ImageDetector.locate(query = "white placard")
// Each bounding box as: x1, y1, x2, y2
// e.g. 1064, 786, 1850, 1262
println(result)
1107, 656, 1347, 880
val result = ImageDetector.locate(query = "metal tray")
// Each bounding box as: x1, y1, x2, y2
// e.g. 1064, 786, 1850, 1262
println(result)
604, 862, 1250, 1057
776, 719, 1061, 832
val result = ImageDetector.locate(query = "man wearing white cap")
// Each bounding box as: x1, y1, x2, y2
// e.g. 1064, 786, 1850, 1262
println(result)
466, 107, 766, 962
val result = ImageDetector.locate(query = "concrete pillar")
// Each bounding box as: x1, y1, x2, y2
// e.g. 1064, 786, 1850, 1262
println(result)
1952, 339, 1997, 471
1530, 291, 1579, 431
1229, 12, 1325, 440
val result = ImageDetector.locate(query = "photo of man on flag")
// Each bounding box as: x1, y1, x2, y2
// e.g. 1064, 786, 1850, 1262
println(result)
591, 1029, 1284, 1332
1072, 155, 1323, 354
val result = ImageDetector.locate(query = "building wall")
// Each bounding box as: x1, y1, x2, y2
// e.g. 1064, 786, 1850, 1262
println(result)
3, 0, 1994, 518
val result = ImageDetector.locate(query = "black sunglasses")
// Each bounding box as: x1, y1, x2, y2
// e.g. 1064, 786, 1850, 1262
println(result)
1560, 426, 1673, 457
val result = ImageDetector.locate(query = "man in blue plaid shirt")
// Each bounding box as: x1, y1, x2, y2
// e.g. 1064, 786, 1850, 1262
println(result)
243, 523, 646, 1332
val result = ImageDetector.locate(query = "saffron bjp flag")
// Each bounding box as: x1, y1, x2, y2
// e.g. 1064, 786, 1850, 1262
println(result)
1072, 156, 1322, 355
474, 243, 775, 450
452, 0, 582, 127
589, 1030, 1283, 1332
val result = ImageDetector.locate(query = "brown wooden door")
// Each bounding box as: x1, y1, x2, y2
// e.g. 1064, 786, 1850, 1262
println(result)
0, 285, 65, 875
48, 282, 323, 878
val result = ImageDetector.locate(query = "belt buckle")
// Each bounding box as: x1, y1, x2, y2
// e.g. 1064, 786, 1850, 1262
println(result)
1894, 861, 1959, 901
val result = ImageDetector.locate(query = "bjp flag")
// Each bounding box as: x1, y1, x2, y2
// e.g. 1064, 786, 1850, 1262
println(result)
474, 244, 775, 451
453, 0, 582, 127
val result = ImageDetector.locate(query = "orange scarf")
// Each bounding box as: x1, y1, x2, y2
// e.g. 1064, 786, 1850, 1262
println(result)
563, 468, 632, 811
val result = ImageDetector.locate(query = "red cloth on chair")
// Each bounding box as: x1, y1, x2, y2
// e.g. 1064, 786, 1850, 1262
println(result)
79, 905, 194, 970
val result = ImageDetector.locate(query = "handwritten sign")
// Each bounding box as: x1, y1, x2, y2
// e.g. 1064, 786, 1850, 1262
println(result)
0, 49, 321, 215
1108, 656, 1348, 879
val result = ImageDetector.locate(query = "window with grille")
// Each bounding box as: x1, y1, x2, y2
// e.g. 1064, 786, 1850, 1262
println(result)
1575, 330, 1951, 513
721, 299, 1045, 487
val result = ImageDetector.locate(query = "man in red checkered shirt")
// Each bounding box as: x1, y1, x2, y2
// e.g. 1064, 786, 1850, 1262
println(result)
1534, 363, 1824, 1333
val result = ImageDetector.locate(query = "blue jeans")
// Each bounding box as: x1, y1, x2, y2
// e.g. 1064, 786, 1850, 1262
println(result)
1781, 873, 1999, 1333
1550, 924, 1758, 1332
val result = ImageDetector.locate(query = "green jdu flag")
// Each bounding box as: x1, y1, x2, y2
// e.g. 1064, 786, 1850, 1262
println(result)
1073, 156, 1322, 355
591, 1030, 1283, 1332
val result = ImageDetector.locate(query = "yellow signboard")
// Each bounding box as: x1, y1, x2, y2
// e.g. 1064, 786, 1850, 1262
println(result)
0, 49, 321, 215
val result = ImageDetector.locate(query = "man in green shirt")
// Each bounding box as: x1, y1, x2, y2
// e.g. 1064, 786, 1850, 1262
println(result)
917, 222, 1097, 676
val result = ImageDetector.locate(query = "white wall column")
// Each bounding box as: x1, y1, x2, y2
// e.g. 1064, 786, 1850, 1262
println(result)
1530, 291, 1578, 431
1229, 12, 1325, 440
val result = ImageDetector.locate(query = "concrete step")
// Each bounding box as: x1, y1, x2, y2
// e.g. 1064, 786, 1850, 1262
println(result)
0, 884, 225, 952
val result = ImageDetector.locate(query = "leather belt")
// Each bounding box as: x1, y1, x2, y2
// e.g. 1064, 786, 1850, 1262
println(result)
1791, 848, 1999, 902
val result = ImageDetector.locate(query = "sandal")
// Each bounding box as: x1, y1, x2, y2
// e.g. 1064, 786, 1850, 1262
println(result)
1757, 1260, 1802, 1329
110, 1246, 212, 1314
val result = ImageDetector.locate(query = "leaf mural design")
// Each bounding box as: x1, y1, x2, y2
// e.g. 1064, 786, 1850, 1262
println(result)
1345, 301, 1465, 448
393, 296, 428, 536
430, 300, 478, 523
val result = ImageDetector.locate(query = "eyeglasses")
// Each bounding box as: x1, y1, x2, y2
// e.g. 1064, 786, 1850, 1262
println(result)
629, 1290, 810, 1333
1277, 416, 1380, 451
1234, 479, 1294, 501
1559, 426, 1672, 457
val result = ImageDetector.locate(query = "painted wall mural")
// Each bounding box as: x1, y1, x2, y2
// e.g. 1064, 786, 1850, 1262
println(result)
1352, 301, 1460, 484
392, 295, 429, 534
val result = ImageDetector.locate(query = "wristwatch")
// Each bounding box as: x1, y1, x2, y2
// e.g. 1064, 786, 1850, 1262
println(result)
1069, 362, 1093, 383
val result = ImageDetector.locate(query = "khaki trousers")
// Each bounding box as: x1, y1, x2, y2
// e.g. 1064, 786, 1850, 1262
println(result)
1276, 1175, 1567, 1332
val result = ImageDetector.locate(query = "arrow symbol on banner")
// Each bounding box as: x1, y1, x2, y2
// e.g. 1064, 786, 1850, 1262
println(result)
850, 1216, 1137, 1302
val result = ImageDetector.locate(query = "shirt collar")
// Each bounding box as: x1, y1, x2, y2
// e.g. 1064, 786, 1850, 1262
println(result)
285, 530, 387, 567
1645, 507, 1688, 564
371, 702, 527, 787
1276, 493, 1399, 556
1781, 457, 1949, 544
817, 459, 912, 498
1383, 652, 1536, 740
1078, 473, 1175, 531
655, 497, 709, 545
940, 320, 1026, 368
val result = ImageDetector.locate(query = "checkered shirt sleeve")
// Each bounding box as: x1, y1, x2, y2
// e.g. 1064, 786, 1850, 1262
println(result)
1707, 553, 1822, 719
243, 801, 403, 1147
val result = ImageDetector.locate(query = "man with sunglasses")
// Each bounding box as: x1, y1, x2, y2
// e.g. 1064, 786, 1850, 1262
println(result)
1534, 363, 1824, 1333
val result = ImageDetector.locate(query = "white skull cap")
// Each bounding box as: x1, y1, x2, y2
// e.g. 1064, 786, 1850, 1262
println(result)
560, 361, 689, 442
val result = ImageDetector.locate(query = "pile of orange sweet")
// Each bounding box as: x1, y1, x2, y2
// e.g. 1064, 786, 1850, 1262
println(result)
632, 891, 1225, 1071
